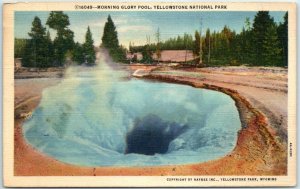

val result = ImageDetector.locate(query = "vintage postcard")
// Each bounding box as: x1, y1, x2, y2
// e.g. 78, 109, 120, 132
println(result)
3, 2, 296, 187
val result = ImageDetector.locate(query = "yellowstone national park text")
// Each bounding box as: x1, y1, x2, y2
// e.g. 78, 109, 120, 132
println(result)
74, 4, 227, 10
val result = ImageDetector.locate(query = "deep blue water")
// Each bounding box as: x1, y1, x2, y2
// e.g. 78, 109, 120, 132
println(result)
23, 63, 241, 166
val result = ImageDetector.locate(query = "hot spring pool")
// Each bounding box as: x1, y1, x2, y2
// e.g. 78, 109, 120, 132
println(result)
23, 64, 241, 167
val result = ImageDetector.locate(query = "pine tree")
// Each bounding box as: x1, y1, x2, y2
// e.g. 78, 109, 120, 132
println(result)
101, 15, 119, 49
83, 26, 96, 65
221, 25, 233, 63
193, 30, 200, 62
45, 30, 54, 67
252, 11, 274, 66
240, 18, 256, 65
22, 16, 51, 68
245, 17, 251, 31
141, 44, 153, 64
129, 41, 132, 53
262, 24, 282, 66
46, 11, 70, 31
204, 29, 211, 64
155, 28, 161, 63
101, 15, 126, 62
47, 11, 74, 66
72, 42, 84, 64
14, 38, 28, 58
277, 12, 288, 67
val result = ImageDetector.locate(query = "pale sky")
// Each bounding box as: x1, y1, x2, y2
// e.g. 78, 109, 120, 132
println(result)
15, 11, 286, 48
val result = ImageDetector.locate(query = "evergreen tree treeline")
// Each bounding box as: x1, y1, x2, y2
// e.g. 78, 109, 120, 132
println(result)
17, 11, 96, 68
16, 11, 288, 67
73, 26, 96, 65
46, 11, 74, 66
130, 11, 288, 67
22, 16, 53, 68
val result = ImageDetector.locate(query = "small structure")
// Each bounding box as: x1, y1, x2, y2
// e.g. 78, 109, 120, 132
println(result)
14, 58, 23, 72
126, 52, 143, 63
14, 58, 22, 68
152, 50, 194, 63
127, 50, 195, 64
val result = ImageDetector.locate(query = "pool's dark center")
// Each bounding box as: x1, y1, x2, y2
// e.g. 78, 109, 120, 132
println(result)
125, 114, 188, 155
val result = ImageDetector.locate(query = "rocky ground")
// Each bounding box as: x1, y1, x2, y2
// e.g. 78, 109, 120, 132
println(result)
14, 67, 64, 79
